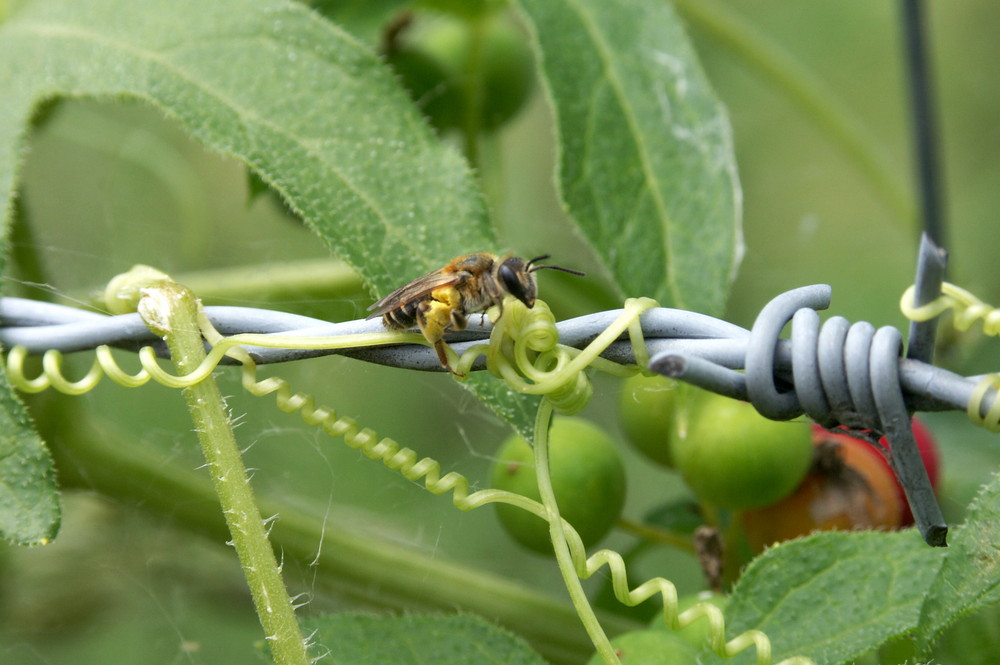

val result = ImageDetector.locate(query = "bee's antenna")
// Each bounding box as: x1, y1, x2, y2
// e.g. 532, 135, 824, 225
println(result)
527, 254, 585, 277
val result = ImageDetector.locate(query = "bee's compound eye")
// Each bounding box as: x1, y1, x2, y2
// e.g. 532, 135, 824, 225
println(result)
499, 261, 520, 294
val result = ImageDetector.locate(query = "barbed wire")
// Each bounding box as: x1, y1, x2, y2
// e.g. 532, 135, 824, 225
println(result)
0, 282, 987, 416
0, 292, 986, 412
2, 237, 994, 547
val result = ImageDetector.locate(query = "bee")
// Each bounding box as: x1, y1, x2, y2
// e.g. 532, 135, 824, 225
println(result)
367, 252, 584, 374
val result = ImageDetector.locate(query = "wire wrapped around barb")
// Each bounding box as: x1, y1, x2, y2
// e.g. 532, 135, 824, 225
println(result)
650, 284, 947, 546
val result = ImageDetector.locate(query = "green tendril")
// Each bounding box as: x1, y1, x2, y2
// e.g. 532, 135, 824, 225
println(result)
901, 282, 1000, 335
457, 296, 657, 415
900, 281, 1000, 431
969, 375, 1000, 433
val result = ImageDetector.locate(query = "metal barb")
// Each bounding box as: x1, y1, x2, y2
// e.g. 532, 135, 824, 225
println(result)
871, 326, 947, 545
905, 233, 948, 364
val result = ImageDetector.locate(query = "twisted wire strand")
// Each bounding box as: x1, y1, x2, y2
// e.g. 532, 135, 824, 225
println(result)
1, 293, 993, 419
0, 287, 998, 416
3, 280, 993, 540
4, 280, 994, 545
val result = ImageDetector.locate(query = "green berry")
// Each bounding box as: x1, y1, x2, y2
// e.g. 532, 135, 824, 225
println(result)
618, 374, 685, 467
384, 10, 534, 134
490, 417, 626, 554
672, 395, 812, 510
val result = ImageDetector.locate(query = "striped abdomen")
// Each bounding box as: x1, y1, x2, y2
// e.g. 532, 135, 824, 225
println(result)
381, 299, 422, 330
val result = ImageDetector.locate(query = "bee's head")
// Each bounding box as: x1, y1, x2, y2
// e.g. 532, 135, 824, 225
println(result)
498, 254, 586, 308
497, 256, 538, 308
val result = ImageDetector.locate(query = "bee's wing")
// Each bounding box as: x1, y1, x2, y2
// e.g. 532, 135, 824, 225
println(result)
366, 269, 468, 319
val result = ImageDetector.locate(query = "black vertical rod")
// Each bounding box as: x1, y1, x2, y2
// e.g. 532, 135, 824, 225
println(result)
900, 0, 946, 248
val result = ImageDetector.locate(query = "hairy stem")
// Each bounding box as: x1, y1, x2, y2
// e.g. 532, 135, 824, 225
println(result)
139, 281, 308, 665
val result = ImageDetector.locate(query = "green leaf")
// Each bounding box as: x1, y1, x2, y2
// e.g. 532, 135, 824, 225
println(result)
303, 612, 550, 665
0, 0, 490, 296
0, 0, 540, 438
916, 471, 1000, 651
0, 374, 60, 545
704, 531, 944, 665
464, 374, 541, 440
515, 0, 741, 316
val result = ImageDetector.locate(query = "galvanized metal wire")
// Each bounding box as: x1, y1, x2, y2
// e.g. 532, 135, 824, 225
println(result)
1, 237, 989, 546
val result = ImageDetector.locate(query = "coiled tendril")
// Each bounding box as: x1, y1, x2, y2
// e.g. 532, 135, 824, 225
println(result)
901, 281, 1000, 336
900, 281, 1000, 431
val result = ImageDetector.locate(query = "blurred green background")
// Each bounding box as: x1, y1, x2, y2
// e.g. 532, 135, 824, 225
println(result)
3, 1, 1000, 664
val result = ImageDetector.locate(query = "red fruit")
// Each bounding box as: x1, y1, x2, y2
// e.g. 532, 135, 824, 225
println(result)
811, 417, 940, 525
742, 434, 905, 552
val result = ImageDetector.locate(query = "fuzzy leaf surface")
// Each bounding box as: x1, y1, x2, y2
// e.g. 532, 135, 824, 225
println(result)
916, 472, 1000, 651
703, 531, 944, 665
516, 0, 742, 315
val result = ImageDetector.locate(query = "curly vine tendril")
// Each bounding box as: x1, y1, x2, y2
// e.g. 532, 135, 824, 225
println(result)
3, 295, 813, 665
901, 281, 1000, 431
901, 281, 1000, 335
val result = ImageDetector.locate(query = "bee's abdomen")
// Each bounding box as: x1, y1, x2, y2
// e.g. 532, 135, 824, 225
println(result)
381, 300, 420, 330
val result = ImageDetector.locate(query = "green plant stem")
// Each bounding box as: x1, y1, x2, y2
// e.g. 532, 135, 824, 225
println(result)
460, 12, 487, 169
674, 0, 914, 224
533, 399, 620, 665
139, 282, 309, 665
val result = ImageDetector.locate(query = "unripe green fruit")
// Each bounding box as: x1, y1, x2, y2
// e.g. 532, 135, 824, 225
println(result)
384, 10, 534, 133
585, 629, 699, 665
673, 395, 812, 510
618, 374, 684, 467
490, 418, 626, 554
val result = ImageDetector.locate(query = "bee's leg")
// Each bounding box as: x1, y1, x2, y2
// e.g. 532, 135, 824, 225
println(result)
416, 291, 465, 376
450, 310, 468, 330
432, 340, 464, 376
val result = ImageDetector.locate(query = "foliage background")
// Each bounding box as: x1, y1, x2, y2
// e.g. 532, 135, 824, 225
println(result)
2, 1, 1000, 664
